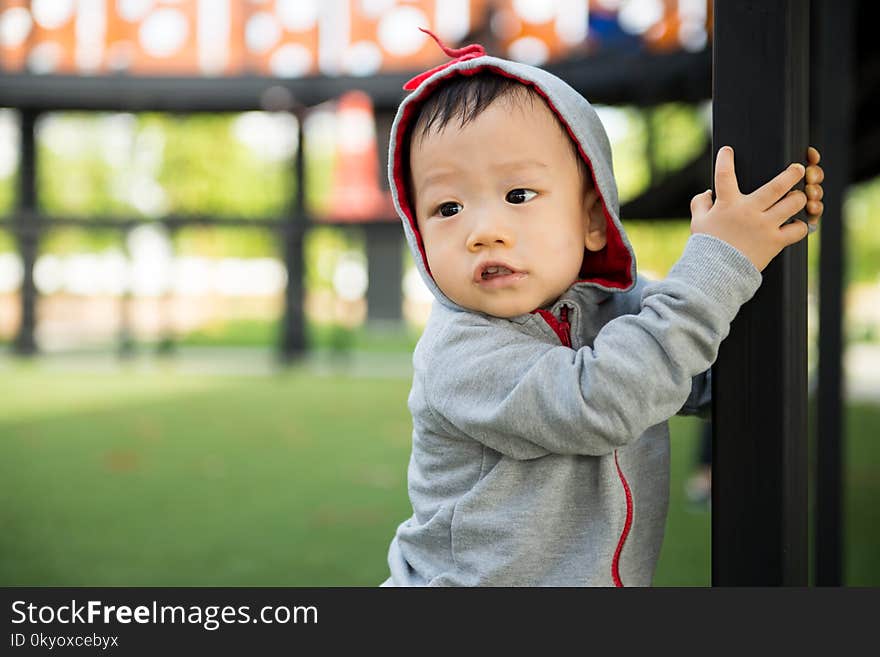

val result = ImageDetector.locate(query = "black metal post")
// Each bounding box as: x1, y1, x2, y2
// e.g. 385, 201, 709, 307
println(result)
365, 110, 404, 325
811, 0, 854, 587
645, 108, 658, 184
374, 110, 394, 192
117, 226, 135, 358
365, 222, 403, 325
13, 109, 38, 356
280, 109, 307, 362
157, 224, 177, 357
711, 0, 810, 585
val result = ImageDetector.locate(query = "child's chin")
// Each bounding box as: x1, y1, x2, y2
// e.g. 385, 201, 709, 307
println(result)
448, 290, 536, 318
475, 300, 534, 319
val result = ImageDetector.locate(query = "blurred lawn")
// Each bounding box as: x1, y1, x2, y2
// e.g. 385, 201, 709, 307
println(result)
177, 319, 421, 353
0, 364, 877, 586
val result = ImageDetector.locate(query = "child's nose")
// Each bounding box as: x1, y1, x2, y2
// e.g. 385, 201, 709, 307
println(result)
466, 215, 515, 252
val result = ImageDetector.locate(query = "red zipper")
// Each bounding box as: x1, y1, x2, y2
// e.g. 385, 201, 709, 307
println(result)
535, 305, 572, 347
558, 305, 571, 347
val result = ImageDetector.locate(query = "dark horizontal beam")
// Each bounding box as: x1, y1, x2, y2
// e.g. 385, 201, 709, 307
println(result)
0, 72, 401, 113
621, 143, 711, 220
0, 50, 711, 113
0, 214, 399, 234
548, 48, 711, 107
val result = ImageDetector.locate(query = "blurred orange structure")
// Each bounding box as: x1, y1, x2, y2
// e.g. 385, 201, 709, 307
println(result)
327, 90, 393, 222
0, 1, 712, 76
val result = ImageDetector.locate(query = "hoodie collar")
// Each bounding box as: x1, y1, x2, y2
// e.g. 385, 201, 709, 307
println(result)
388, 28, 638, 317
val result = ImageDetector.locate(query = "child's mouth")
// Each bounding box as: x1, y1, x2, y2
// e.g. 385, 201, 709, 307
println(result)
475, 263, 527, 289
481, 265, 514, 280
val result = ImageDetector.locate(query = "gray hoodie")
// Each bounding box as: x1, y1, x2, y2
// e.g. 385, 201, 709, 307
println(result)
381, 46, 762, 586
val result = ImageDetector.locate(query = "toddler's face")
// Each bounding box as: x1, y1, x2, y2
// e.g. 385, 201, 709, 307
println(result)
409, 94, 606, 318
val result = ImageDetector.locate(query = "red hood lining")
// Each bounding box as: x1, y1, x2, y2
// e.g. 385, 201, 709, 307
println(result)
392, 63, 633, 295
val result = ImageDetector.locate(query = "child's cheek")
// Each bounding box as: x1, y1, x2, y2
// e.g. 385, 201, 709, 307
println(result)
426, 240, 463, 294
544, 233, 582, 264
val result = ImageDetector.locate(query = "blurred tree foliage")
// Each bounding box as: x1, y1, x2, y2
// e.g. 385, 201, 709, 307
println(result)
151, 113, 290, 219
0, 228, 13, 252
619, 220, 692, 279
0, 110, 362, 284
612, 103, 709, 205
842, 178, 880, 285
613, 103, 708, 279
305, 225, 364, 293
649, 103, 710, 177
0, 178, 11, 216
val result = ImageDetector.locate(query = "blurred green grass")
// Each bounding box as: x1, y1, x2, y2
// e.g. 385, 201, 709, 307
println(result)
177, 318, 421, 354
0, 364, 876, 586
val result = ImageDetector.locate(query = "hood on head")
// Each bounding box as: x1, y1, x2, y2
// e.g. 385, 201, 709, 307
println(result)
387, 29, 638, 313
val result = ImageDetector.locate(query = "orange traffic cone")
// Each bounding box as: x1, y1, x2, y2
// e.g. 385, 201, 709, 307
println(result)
328, 90, 386, 221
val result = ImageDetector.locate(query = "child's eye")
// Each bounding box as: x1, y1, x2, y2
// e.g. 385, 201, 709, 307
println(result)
506, 188, 537, 204
436, 202, 462, 218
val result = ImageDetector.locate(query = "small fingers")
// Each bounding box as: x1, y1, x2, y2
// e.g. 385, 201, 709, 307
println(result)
806, 164, 824, 184
767, 189, 807, 224
690, 189, 713, 221
751, 163, 805, 210
779, 218, 810, 245
714, 146, 741, 200
805, 153, 824, 218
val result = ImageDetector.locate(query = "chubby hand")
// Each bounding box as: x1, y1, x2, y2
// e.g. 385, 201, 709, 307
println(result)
690, 146, 823, 272
804, 146, 824, 231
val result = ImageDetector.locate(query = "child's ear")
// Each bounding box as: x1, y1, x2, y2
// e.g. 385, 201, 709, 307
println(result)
582, 187, 607, 252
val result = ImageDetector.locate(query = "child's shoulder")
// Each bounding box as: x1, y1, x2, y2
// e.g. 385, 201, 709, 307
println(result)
594, 274, 654, 316
422, 305, 527, 343
415, 304, 546, 366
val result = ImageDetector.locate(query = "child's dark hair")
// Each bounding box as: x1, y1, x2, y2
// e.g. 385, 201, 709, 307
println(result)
404, 71, 592, 204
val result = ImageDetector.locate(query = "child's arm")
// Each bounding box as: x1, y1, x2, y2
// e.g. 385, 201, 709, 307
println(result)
421, 148, 817, 460
631, 272, 711, 419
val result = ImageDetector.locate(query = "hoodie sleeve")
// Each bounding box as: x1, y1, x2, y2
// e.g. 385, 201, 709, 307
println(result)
422, 233, 761, 459
677, 368, 712, 419
633, 272, 713, 419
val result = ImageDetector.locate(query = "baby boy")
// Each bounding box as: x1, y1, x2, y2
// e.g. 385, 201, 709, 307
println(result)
380, 30, 823, 586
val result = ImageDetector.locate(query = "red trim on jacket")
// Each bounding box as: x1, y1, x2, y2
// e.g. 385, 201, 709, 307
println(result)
612, 450, 634, 587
